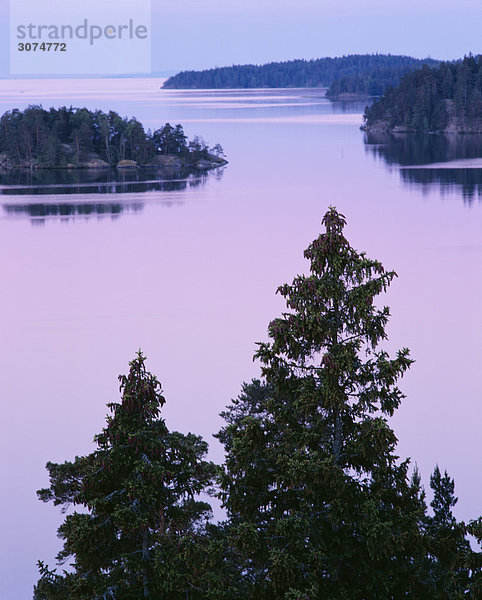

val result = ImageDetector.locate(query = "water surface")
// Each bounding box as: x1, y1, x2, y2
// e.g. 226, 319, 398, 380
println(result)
1, 79, 481, 599
365, 131, 482, 200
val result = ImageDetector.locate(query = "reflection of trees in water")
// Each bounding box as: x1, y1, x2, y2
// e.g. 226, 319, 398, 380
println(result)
1, 168, 226, 223
364, 132, 482, 166
0, 167, 222, 196
364, 132, 482, 201
329, 100, 370, 114
3, 202, 144, 222
400, 169, 482, 203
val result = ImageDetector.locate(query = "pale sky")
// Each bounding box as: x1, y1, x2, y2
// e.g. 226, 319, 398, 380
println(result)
0, 0, 481, 75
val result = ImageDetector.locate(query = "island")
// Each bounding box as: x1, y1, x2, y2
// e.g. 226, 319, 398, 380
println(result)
0, 106, 227, 171
162, 54, 438, 98
363, 55, 482, 133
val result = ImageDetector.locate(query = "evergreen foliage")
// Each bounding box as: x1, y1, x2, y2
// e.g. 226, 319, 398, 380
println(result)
35, 212, 482, 599
0, 106, 222, 168
418, 466, 478, 600
163, 54, 438, 90
217, 208, 427, 598
216, 208, 481, 598
326, 59, 438, 98
34, 351, 221, 600
364, 55, 482, 132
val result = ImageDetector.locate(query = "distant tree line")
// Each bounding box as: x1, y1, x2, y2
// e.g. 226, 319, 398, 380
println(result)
0, 106, 226, 168
364, 55, 482, 132
34, 209, 482, 600
326, 59, 438, 98
162, 54, 438, 90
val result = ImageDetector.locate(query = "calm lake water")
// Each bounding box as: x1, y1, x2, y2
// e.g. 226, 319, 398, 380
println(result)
1, 79, 481, 599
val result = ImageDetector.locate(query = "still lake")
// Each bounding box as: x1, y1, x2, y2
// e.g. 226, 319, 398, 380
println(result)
1, 79, 481, 598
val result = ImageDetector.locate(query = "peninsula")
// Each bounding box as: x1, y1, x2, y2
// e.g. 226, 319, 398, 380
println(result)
363, 55, 482, 133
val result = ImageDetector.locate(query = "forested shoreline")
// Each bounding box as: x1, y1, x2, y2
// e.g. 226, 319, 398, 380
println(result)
34, 209, 482, 600
364, 55, 482, 133
163, 54, 438, 94
0, 106, 227, 170
325, 57, 439, 98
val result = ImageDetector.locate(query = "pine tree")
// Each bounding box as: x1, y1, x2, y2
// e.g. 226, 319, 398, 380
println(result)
34, 351, 216, 600
217, 208, 426, 599
466, 518, 482, 598
153, 123, 176, 155
70, 108, 94, 163
423, 466, 473, 599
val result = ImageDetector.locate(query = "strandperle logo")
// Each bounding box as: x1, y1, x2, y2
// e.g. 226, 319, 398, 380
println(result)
16, 19, 149, 46
10, 0, 151, 75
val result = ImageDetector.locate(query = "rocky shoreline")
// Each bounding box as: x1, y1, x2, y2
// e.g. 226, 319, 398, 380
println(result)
326, 92, 371, 101
0, 152, 228, 172
362, 120, 482, 134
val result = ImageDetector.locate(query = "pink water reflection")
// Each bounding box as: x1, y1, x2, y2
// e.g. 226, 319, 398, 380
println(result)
0, 80, 481, 599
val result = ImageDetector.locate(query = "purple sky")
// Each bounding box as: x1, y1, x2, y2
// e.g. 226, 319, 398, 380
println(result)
0, 0, 481, 75
151, 0, 482, 69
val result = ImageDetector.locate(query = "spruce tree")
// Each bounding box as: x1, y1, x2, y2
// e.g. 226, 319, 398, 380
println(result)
34, 351, 215, 600
217, 208, 426, 599
466, 518, 482, 598
423, 466, 473, 599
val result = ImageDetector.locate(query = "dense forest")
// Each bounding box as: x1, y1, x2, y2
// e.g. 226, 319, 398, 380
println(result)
363, 55, 482, 132
325, 58, 438, 98
0, 106, 226, 169
34, 209, 482, 600
162, 54, 437, 92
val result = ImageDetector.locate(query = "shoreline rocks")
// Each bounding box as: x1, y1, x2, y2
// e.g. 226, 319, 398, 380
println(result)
0, 153, 228, 172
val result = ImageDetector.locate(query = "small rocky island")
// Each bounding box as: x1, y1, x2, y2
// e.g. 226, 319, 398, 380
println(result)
0, 106, 227, 171
363, 55, 482, 133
